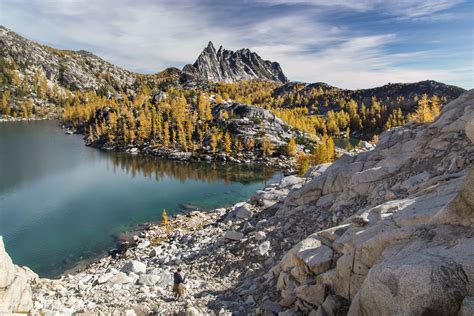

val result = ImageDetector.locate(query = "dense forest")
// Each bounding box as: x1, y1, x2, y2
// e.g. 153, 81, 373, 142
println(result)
0, 54, 453, 173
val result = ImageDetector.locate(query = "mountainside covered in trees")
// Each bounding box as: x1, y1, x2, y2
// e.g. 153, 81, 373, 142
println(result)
0, 25, 467, 166
183, 41, 288, 84
272, 80, 465, 112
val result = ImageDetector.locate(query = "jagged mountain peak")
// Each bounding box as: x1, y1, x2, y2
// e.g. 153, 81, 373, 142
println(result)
207, 41, 215, 49
205, 41, 216, 54
183, 42, 288, 83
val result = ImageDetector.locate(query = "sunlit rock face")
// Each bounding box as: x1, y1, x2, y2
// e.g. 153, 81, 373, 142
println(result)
0, 236, 38, 314
183, 41, 288, 83
274, 90, 474, 315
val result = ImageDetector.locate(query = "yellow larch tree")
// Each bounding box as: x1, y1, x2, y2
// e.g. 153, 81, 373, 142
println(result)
224, 132, 232, 154
287, 137, 297, 157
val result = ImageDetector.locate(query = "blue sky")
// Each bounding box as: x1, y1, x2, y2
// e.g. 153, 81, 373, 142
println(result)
1, 0, 472, 89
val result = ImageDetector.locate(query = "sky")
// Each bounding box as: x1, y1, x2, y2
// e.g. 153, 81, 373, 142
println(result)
0, 0, 473, 89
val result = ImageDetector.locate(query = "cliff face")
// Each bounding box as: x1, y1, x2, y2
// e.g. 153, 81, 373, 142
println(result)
183, 41, 288, 83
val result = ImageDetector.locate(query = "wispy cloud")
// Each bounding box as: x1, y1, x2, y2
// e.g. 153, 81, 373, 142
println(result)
0, 0, 472, 89
256, 0, 464, 18
266, 34, 466, 88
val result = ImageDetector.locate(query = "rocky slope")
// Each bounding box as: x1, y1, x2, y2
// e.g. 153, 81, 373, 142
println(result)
0, 25, 137, 92
1, 90, 472, 315
183, 42, 288, 84
273, 89, 474, 315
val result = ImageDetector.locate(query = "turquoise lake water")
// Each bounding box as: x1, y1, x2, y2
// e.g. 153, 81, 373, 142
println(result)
0, 120, 282, 277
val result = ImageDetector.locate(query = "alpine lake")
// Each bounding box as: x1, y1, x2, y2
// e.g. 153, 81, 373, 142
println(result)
0, 120, 283, 277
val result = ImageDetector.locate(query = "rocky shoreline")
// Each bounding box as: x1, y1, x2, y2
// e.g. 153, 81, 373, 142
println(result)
82, 131, 359, 171
27, 172, 314, 315
1, 90, 473, 315
99, 142, 297, 170
0, 114, 57, 122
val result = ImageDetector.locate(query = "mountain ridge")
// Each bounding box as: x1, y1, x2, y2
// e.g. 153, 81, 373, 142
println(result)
273, 80, 466, 112
0, 25, 466, 95
182, 41, 288, 83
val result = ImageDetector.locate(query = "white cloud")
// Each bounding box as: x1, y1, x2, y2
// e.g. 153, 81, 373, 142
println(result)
257, 33, 471, 89
256, 0, 464, 18
1, 0, 472, 89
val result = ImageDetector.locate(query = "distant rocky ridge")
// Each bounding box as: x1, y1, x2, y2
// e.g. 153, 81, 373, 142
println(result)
1, 88, 472, 314
273, 80, 467, 112
183, 41, 288, 83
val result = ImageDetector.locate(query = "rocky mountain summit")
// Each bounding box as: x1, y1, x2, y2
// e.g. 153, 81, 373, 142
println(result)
183, 41, 288, 84
1, 86, 472, 314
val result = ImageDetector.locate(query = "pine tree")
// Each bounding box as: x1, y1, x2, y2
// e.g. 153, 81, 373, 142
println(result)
94, 121, 102, 139
39, 77, 48, 99
88, 125, 95, 142
224, 132, 232, 154
161, 209, 169, 225
11, 72, 21, 87
261, 137, 275, 157
211, 134, 219, 152
327, 136, 335, 161
138, 111, 151, 143
295, 152, 310, 176
171, 129, 177, 145
430, 95, 441, 119
287, 137, 297, 157
313, 134, 329, 164
163, 122, 170, 147
122, 123, 129, 144
1, 90, 10, 115
414, 94, 432, 123
221, 110, 229, 120
234, 138, 243, 154
198, 94, 213, 122
215, 94, 224, 104
177, 120, 187, 151
246, 138, 255, 152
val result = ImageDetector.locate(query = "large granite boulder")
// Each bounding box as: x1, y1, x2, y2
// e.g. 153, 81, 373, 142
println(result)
351, 225, 473, 315
0, 236, 37, 313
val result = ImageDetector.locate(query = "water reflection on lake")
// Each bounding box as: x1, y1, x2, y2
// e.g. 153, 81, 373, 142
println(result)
0, 120, 282, 277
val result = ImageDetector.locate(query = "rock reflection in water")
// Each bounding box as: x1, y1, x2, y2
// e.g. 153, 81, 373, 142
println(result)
107, 152, 277, 185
